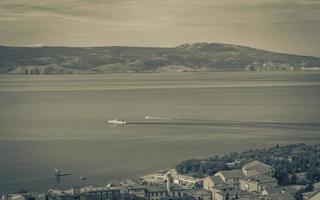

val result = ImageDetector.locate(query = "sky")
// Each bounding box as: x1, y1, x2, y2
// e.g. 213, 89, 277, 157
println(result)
0, 0, 320, 56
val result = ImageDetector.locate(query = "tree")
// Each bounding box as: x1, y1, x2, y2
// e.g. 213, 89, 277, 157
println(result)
274, 169, 290, 186
291, 173, 297, 184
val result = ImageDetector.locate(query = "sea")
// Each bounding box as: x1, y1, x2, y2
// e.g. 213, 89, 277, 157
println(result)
0, 71, 320, 193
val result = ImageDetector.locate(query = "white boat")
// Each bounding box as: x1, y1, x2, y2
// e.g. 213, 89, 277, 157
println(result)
107, 119, 127, 125
54, 168, 70, 177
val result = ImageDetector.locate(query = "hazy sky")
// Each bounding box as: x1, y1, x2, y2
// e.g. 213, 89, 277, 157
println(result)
0, 0, 319, 56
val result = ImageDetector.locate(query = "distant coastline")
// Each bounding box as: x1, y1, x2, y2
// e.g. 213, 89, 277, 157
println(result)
1, 42, 320, 74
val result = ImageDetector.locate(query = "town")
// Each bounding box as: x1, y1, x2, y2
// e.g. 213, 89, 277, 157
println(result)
1, 144, 319, 200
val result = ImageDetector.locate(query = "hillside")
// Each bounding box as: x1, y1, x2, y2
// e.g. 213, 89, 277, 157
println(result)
175, 143, 320, 186
1, 42, 320, 74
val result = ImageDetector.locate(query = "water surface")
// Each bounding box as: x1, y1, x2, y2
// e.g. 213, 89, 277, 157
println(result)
0, 72, 320, 192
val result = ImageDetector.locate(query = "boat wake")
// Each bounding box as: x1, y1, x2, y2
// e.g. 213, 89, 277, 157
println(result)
128, 119, 320, 131
144, 115, 170, 120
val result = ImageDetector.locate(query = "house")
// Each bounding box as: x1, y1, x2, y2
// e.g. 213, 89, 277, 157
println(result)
140, 169, 202, 189
172, 174, 202, 188
48, 186, 121, 200
128, 184, 148, 198
203, 176, 225, 191
226, 160, 240, 168
295, 172, 307, 183
146, 184, 186, 200
1, 193, 46, 200
240, 174, 278, 193
145, 186, 167, 200
212, 188, 250, 200
186, 189, 212, 200
140, 169, 170, 184
312, 181, 320, 190
167, 184, 186, 199
166, 169, 202, 188
81, 186, 121, 200
48, 188, 81, 200
215, 170, 245, 189
261, 187, 295, 200
242, 161, 273, 177
302, 188, 320, 200
120, 179, 137, 188
128, 180, 187, 200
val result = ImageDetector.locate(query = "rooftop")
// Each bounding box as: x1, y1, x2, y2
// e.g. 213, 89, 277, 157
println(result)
128, 184, 147, 190
243, 160, 272, 174
242, 174, 277, 183
174, 174, 201, 183
302, 189, 320, 199
208, 176, 224, 185
48, 186, 120, 197
128, 183, 185, 193
216, 189, 249, 196
267, 192, 295, 200
217, 169, 245, 179
262, 187, 295, 200
81, 186, 120, 193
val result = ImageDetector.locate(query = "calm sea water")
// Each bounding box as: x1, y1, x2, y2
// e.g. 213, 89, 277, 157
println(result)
0, 72, 320, 193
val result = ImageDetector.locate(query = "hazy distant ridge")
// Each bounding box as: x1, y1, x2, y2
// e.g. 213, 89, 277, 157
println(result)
1, 42, 320, 74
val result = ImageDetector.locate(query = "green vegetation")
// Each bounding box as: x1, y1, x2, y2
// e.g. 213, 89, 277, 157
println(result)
1, 43, 320, 74
175, 143, 320, 186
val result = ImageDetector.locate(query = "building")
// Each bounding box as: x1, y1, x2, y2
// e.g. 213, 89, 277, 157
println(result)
167, 185, 186, 198
203, 176, 225, 191
140, 170, 170, 184
48, 188, 80, 200
128, 184, 187, 200
226, 160, 241, 168
261, 187, 295, 200
145, 186, 167, 200
120, 179, 137, 188
1, 193, 46, 200
186, 189, 211, 200
128, 175, 187, 200
212, 188, 250, 200
48, 186, 120, 200
240, 174, 278, 193
214, 170, 245, 189
295, 172, 307, 184
140, 169, 202, 188
312, 182, 320, 190
82, 186, 120, 200
242, 161, 273, 177
128, 184, 148, 199
172, 174, 202, 188
302, 189, 320, 200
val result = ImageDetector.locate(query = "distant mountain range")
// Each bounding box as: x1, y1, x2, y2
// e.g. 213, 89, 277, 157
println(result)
1, 42, 320, 74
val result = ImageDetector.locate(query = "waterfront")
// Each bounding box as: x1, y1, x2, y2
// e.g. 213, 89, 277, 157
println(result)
0, 72, 320, 192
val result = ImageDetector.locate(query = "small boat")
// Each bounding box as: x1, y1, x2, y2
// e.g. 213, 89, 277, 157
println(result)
145, 115, 152, 119
80, 176, 86, 180
107, 119, 127, 125
54, 168, 70, 177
